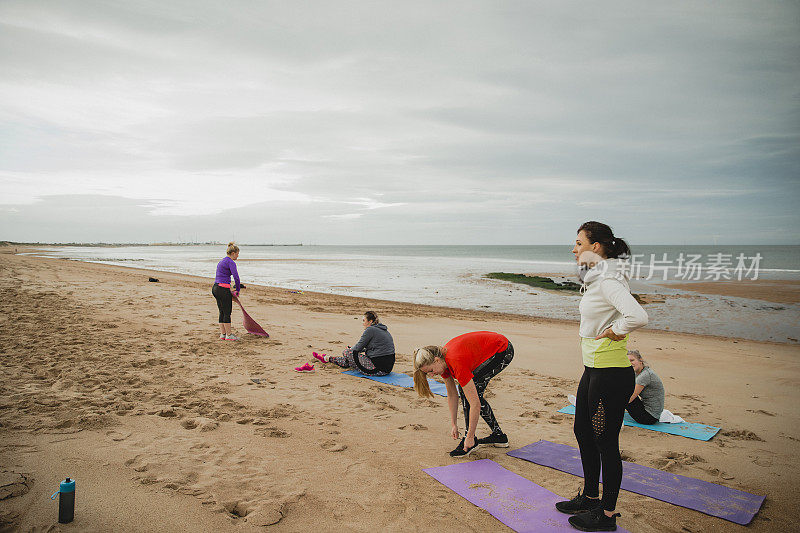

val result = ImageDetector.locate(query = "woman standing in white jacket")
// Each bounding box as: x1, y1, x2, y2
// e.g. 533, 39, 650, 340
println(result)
555, 221, 648, 532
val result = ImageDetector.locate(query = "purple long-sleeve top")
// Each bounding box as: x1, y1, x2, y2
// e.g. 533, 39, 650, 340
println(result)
215, 256, 241, 291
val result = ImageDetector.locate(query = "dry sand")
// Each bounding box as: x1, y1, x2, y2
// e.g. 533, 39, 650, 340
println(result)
1, 249, 799, 532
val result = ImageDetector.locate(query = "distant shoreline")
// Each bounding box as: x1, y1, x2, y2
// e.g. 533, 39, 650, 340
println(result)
11, 244, 799, 343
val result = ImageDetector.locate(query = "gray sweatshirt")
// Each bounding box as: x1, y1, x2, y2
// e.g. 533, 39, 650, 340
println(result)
351, 323, 395, 358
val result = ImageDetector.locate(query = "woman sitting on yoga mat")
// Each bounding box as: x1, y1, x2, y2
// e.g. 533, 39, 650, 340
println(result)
413, 331, 514, 458
314, 311, 395, 376
212, 242, 244, 341
626, 349, 665, 425
555, 221, 648, 532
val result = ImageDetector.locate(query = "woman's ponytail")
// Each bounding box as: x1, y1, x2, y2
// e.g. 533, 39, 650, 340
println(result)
609, 236, 631, 259
413, 346, 443, 398
578, 221, 630, 259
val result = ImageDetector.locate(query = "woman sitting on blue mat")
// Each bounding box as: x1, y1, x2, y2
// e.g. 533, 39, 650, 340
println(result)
626, 350, 665, 425
413, 331, 514, 458
314, 311, 395, 376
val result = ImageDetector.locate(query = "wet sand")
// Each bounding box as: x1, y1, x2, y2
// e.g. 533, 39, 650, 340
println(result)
656, 280, 800, 305
1, 249, 798, 532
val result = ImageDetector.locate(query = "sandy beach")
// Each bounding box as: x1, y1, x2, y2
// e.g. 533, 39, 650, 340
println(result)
2, 249, 799, 532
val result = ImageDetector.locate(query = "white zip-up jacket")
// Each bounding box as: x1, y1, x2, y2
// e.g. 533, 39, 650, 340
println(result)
578, 258, 649, 338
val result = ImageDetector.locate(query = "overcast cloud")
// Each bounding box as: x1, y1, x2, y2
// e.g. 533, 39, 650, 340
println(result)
1, 1, 798, 244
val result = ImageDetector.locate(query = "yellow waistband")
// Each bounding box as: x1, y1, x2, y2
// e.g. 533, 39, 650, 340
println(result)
580, 336, 630, 368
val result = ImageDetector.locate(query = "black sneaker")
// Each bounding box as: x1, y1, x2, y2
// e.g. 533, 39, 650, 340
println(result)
568, 507, 620, 532
555, 490, 602, 514
476, 431, 509, 448
449, 438, 480, 458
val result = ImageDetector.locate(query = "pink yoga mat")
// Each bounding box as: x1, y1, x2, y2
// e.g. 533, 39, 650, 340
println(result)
232, 294, 269, 337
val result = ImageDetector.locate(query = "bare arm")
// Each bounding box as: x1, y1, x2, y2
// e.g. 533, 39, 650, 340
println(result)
461, 379, 481, 448
628, 384, 645, 403
444, 376, 460, 439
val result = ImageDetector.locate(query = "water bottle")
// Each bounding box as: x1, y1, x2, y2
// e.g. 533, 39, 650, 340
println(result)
50, 478, 75, 523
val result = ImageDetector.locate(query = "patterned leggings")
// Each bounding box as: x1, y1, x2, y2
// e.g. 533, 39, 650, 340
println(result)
573, 365, 635, 511
458, 343, 514, 434
331, 347, 390, 376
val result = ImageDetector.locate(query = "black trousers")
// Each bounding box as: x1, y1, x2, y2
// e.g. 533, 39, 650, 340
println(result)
625, 397, 658, 425
458, 342, 514, 434
573, 365, 635, 511
212, 283, 233, 323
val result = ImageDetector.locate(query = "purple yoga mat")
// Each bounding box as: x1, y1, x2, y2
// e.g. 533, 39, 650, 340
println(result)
508, 440, 764, 525
423, 459, 629, 533
232, 295, 269, 337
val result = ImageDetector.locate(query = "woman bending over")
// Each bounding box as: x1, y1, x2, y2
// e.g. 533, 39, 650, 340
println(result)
414, 331, 513, 458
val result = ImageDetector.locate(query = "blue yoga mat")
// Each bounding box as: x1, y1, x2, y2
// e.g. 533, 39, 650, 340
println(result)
342, 370, 447, 397
558, 405, 720, 441
424, 459, 630, 532
508, 440, 764, 525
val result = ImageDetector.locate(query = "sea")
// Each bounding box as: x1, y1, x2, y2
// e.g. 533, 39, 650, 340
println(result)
27, 244, 800, 344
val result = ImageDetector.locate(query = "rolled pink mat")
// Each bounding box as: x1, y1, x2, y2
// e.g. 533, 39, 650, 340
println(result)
232, 294, 269, 337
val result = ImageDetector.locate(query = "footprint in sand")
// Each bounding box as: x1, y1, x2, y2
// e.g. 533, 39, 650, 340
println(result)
181, 419, 199, 430
746, 409, 776, 417
703, 467, 735, 479
652, 451, 707, 471
752, 456, 773, 467
0, 470, 31, 500
398, 424, 428, 431
255, 427, 291, 438
106, 430, 133, 441
199, 420, 219, 432
721, 429, 763, 441
320, 440, 347, 452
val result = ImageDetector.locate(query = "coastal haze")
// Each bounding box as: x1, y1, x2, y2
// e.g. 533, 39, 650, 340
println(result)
1, 1, 799, 244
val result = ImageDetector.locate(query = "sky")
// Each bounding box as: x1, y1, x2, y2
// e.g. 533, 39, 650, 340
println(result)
1, 1, 798, 245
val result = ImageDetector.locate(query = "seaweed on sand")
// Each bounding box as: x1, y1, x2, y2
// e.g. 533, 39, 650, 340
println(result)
485, 273, 581, 292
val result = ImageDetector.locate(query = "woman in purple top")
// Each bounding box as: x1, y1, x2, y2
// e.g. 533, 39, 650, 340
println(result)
213, 242, 242, 340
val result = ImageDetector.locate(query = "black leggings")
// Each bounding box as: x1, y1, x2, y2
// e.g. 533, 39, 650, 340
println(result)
458, 342, 514, 435
626, 397, 658, 425
574, 365, 635, 511
212, 283, 233, 324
